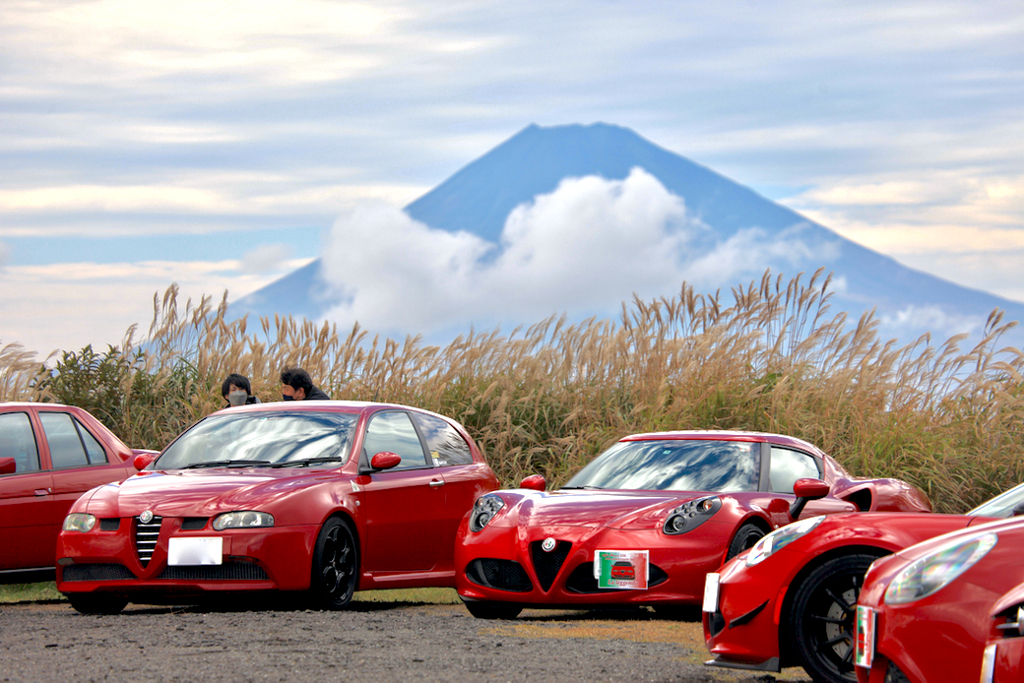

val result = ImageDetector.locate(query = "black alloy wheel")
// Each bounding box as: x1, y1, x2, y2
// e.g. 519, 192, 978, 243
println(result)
309, 517, 359, 610
725, 523, 766, 561
68, 594, 129, 615
463, 600, 523, 620
787, 554, 877, 683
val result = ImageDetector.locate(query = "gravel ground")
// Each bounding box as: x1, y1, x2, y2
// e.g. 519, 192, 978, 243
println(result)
0, 601, 811, 683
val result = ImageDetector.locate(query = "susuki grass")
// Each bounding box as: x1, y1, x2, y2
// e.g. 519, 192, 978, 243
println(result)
3, 270, 1022, 513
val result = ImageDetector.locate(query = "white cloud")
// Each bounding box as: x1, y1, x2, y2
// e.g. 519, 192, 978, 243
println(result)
879, 305, 986, 342
240, 244, 294, 274
319, 169, 838, 333
0, 241, 9, 268
0, 257, 312, 358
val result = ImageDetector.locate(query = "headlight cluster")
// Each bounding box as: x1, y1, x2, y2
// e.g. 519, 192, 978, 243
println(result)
745, 515, 824, 566
884, 532, 996, 605
469, 494, 505, 532
663, 496, 722, 535
213, 511, 275, 531
62, 513, 97, 533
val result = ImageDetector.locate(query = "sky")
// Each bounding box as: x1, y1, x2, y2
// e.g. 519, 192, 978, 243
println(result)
1, 0, 1022, 358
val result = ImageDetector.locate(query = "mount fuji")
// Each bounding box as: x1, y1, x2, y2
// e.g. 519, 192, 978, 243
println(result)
230, 123, 1024, 348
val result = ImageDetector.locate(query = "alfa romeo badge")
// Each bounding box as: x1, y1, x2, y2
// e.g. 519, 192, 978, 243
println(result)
140, 510, 154, 523
541, 537, 557, 552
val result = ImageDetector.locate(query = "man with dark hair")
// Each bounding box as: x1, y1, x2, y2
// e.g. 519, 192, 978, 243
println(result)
222, 373, 260, 406
280, 368, 330, 401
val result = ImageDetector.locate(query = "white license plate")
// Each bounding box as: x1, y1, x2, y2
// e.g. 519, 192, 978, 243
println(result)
854, 605, 876, 668
702, 572, 720, 613
168, 537, 223, 566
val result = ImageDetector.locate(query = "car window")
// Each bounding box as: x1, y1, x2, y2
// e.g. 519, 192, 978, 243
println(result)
157, 412, 357, 469
563, 439, 760, 492
768, 447, 821, 494
364, 411, 428, 470
411, 413, 473, 467
969, 482, 1024, 518
39, 412, 105, 470
0, 412, 41, 473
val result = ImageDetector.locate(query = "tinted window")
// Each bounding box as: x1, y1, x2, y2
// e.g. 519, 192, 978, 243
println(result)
411, 413, 473, 467
40, 412, 94, 469
157, 412, 357, 470
564, 439, 760, 492
769, 447, 821, 494
0, 412, 40, 473
364, 411, 428, 469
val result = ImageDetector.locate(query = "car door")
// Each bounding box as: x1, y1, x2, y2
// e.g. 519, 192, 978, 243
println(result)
768, 446, 856, 516
357, 410, 448, 574
0, 410, 56, 571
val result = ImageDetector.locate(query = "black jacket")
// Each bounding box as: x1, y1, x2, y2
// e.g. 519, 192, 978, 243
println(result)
304, 386, 330, 400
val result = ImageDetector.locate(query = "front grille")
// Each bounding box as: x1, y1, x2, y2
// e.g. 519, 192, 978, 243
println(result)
465, 559, 533, 592
157, 563, 269, 581
135, 515, 162, 567
63, 563, 135, 582
564, 562, 669, 594
529, 540, 571, 592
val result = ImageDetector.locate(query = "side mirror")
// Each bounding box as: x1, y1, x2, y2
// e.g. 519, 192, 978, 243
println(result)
519, 474, 546, 492
370, 452, 402, 470
790, 478, 831, 519
1013, 502, 1024, 517
0, 457, 15, 475
134, 454, 155, 471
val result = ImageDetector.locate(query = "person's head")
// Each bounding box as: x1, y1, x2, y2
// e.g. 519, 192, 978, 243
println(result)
280, 368, 314, 401
222, 373, 253, 406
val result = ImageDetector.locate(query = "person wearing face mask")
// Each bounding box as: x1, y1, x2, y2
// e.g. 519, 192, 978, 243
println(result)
221, 373, 261, 407
279, 368, 330, 401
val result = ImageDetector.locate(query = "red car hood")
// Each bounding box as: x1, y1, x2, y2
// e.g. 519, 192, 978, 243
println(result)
78, 468, 335, 518
508, 490, 709, 529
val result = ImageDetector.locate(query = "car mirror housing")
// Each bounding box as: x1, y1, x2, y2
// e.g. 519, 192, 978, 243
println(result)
370, 452, 402, 470
790, 478, 831, 518
0, 457, 15, 475
519, 474, 546, 491
133, 454, 155, 471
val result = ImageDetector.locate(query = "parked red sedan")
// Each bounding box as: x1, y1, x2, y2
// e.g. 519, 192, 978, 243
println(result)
455, 430, 930, 620
702, 482, 1024, 683
56, 401, 498, 613
854, 517, 1024, 683
0, 402, 155, 582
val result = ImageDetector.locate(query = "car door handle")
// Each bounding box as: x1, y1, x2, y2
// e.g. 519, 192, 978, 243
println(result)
429, 479, 445, 488
34, 488, 51, 496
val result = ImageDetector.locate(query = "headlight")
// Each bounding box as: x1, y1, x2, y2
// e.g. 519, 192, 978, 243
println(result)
884, 532, 996, 605
63, 513, 97, 533
663, 496, 722, 535
745, 515, 824, 566
469, 494, 505, 532
213, 511, 275, 531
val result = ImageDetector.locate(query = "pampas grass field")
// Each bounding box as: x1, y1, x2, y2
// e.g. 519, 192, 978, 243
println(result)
2, 270, 1022, 514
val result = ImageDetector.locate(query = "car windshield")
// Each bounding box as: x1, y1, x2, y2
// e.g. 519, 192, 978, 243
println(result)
156, 412, 358, 470
969, 481, 1024, 518
563, 439, 760, 492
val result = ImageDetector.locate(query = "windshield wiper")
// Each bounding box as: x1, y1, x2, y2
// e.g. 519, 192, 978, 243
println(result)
184, 460, 274, 469
560, 485, 604, 490
273, 456, 346, 468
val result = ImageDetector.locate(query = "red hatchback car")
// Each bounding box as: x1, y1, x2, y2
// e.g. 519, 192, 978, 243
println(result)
56, 401, 498, 614
0, 402, 154, 582
454, 430, 931, 620
854, 517, 1024, 683
703, 482, 1024, 683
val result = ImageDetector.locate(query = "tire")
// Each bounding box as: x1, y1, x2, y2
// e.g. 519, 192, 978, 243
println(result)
463, 601, 522, 620
787, 553, 877, 683
726, 523, 766, 561
68, 594, 128, 615
308, 517, 359, 610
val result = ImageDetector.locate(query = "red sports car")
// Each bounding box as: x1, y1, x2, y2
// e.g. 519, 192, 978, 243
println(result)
454, 430, 931, 620
56, 401, 498, 614
0, 402, 155, 582
854, 517, 1024, 683
702, 481, 1024, 683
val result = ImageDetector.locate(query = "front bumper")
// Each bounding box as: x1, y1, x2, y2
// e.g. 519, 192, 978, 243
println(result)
56, 515, 319, 599
455, 520, 732, 607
